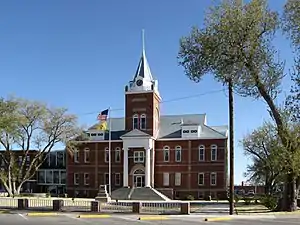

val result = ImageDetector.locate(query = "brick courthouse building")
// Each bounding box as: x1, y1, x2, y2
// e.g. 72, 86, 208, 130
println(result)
66, 48, 229, 200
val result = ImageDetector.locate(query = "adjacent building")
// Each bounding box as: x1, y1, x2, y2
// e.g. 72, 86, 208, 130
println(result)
0, 150, 66, 196
37, 150, 66, 196
66, 48, 229, 200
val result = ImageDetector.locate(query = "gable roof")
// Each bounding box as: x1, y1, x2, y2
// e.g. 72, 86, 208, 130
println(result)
86, 113, 227, 140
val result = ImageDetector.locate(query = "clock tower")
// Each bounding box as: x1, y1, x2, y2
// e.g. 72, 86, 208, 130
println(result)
124, 39, 161, 137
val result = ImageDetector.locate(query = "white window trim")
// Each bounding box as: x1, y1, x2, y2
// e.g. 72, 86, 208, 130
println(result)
175, 172, 181, 186
133, 114, 139, 129
140, 114, 146, 130
199, 145, 205, 161
84, 148, 90, 163
175, 146, 182, 162
134, 151, 144, 163
84, 173, 89, 185
163, 172, 169, 186
211, 145, 217, 161
115, 148, 121, 163
104, 147, 109, 163
163, 146, 169, 162
198, 172, 204, 186
74, 173, 79, 185
74, 149, 79, 163
210, 172, 217, 186
115, 173, 120, 186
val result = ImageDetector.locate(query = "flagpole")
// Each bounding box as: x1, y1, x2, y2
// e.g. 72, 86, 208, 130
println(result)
108, 107, 112, 196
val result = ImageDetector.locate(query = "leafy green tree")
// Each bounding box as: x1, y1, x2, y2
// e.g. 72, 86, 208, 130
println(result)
178, 0, 299, 211
0, 97, 82, 196
242, 122, 284, 195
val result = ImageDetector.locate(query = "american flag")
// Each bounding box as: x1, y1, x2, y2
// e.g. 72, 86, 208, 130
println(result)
97, 109, 109, 121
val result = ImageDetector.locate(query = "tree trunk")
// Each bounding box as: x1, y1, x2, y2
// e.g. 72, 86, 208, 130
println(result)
278, 174, 298, 211
228, 79, 235, 215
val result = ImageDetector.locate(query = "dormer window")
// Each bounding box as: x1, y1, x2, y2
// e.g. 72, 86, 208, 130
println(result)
140, 114, 146, 130
133, 114, 139, 129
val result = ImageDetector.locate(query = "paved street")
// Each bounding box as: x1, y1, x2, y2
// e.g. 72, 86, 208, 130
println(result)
0, 213, 299, 225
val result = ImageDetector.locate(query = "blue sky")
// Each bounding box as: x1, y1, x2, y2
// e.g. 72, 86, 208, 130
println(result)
0, 0, 294, 184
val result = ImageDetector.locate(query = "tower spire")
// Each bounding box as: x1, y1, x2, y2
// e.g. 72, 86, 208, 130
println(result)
142, 29, 145, 54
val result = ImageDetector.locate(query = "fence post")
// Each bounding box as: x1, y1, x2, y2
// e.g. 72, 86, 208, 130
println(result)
18, 199, 28, 210
180, 202, 190, 215
91, 201, 100, 212
132, 202, 141, 214
53, 199, 64, 211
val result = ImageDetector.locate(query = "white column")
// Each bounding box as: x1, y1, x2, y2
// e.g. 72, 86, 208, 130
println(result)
145, 148, 151, 187
123, 148, 128, 187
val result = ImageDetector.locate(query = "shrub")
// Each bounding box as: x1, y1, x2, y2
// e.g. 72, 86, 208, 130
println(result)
244, 197, 252, 205
186, 195, 195, 201
234, 195, 240, 203
260, 195, 277, 211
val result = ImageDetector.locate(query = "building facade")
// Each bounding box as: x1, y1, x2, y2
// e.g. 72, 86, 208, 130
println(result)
37, 150, 66, 196
66, 49, 229, 200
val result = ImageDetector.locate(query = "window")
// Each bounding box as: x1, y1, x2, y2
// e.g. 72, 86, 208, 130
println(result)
115, 148, 121, 163
133, 114, 139, 129
18, 156, 22, 166
38, 170, 46, 184
140, 114, 146, 130
175, 172, 181, 186
210, 173, 217, 186
163, 146, 169, 162
74, 173, 79, 185
134, 151, 144, 163
26, 155, 30, 165
115, 173, 120, 186
191, 130, 198, 133
46, 170, 53, 183
182, 130, 189, 133
60, 171, 66, 184
163, 172, 169, 186
105, 148, 109, 163
175, 146, 182, 162
84, 173, 89, 185
199, 145, 205, 161
198, 173, 204, 186
211, 145, 217, 161
104, 173, 109, 185
84, 148, 90, 163
53, 171, 59, 184
74, 149, 79, 163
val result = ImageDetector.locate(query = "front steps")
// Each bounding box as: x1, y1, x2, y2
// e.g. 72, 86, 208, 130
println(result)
111, 187, 171, 201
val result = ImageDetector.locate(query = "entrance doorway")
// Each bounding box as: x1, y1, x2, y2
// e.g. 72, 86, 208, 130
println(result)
133, 169, 145, 188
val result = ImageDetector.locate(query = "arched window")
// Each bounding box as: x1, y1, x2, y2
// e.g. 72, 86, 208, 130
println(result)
175, 146, 182, 162
115, 147, 121, 163
140, 114, 146, 130
163, 146, 170, 162
211, 145, 217, 161
199, 145, 205, 161
133, 114, 139, 129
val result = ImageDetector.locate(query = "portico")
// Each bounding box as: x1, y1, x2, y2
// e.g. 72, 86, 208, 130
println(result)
121, 129, 155, 188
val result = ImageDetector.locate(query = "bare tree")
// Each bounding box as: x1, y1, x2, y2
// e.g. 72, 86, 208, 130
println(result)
0, 97, 82, 196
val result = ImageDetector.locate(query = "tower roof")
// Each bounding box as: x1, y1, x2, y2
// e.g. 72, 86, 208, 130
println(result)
133, 50, 154, 82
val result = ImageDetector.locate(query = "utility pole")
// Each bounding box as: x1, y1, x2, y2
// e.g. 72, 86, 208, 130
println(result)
228, 79, 234, 215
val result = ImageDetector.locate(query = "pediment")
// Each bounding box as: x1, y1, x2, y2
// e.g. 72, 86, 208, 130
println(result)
120, 129, 151, 138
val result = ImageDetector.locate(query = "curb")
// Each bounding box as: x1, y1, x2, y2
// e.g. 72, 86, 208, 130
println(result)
0, 210, 11, 214
77, 214, 111, 219
204, 217, 232, 222
138, 216, 169, 221
26, 212, 59, 217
